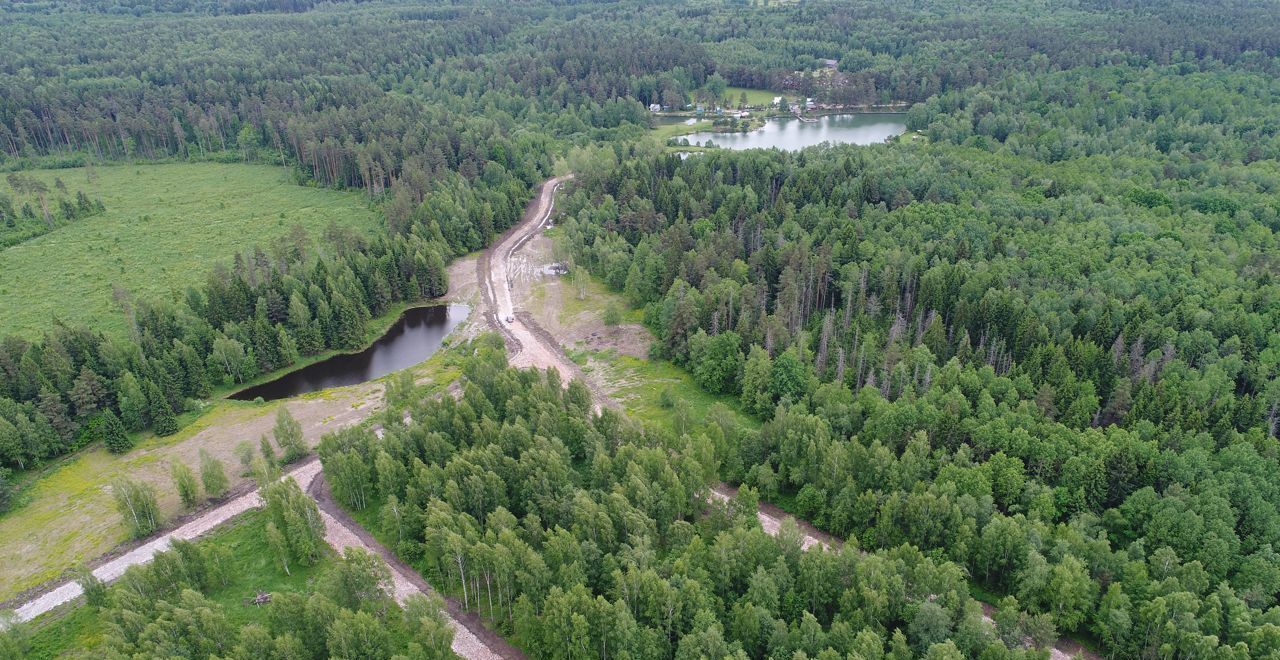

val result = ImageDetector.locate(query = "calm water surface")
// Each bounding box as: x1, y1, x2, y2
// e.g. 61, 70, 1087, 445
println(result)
684, 113, 906, 150
230, 303, 468, 401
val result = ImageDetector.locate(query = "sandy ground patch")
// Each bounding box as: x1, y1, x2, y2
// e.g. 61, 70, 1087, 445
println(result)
513, 232, 650, 359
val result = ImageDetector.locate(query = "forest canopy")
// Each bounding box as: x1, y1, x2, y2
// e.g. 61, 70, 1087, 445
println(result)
3, 0, 1280, 657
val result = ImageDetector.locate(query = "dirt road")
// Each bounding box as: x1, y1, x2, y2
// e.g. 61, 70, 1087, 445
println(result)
476, 174, 612, 413
483, 177, 1096, 660
308, 473, 524, 659
478, 175, 572, 372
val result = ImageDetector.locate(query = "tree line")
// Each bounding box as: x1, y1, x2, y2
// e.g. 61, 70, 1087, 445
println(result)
0, 227, 449, 484
1, 172, 105, 247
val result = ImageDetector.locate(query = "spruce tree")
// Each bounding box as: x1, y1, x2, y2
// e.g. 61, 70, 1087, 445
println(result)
100, 409, 132, 454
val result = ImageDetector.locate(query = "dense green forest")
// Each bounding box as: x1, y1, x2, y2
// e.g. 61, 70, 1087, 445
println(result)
3, 0, 1280, 656
555, 61, 1280, 657
321, 337, 1056, 659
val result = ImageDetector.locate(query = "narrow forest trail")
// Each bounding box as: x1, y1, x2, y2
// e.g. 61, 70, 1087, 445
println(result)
483, 176, 1099, 660
308, 473, 524, 659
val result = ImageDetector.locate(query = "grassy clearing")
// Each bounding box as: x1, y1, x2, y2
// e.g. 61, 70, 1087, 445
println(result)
726, 86, 787, 107
0, 400, 271, 602
0, 162, 380, 339
534, 232, 754, 436
649, 119, 714, 143
595, 351, 757, 436
25, 508, 334, 659
556, 271, 643, 327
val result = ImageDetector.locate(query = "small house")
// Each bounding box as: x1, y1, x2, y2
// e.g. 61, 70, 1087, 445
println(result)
648, 103, 662, 112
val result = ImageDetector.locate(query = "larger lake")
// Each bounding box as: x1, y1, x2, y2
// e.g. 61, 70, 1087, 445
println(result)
684, 113, 906, 150
229, 303, 468, 402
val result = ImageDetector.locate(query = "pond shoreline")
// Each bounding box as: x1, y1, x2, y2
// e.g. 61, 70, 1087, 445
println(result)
674, 112, 909, 150
227, 302, 469, 402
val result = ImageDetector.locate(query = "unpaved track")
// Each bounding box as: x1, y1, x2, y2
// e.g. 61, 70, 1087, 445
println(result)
309, 474, 523, 659
13, 459, 320, 623
476, 174, 612, 413
485, 177, 1097, 660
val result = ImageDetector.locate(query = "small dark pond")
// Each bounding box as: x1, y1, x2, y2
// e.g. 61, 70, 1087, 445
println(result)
229, 303, 468, 402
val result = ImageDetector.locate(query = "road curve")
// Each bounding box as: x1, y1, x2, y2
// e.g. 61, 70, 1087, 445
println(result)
481, 177, 1097, 660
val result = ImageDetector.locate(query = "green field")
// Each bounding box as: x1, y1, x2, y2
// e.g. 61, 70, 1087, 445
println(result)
726, 86, 787, 108
24, 509, 334, 659
0, 162, 380, 339
648, 118, 713, 143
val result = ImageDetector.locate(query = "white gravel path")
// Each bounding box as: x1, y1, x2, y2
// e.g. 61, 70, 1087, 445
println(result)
13, 460, 322, 623
314, 506, 500, 659
12, 456, 505, 658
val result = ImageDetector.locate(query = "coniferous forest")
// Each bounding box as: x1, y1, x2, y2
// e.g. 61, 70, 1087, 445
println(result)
3, 0, 1280, 658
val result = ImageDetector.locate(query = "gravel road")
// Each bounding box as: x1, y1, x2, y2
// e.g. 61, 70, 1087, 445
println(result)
12, 175, 1092, 660
13, 459, 321, 623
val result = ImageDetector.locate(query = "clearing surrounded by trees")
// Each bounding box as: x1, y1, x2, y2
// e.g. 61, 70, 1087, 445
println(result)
0, 162, 378, 339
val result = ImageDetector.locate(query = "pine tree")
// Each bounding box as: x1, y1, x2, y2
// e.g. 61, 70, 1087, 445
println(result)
147, 380, 178, 436
332, 294, 365, 349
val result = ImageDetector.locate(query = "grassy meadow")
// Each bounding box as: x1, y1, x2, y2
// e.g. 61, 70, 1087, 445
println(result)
725, 86, 787, 108
0, 162, 380, 339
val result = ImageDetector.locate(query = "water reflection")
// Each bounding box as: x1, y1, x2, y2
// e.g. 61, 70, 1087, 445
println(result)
229, 303, 468, 401
683, 113, 906, 150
